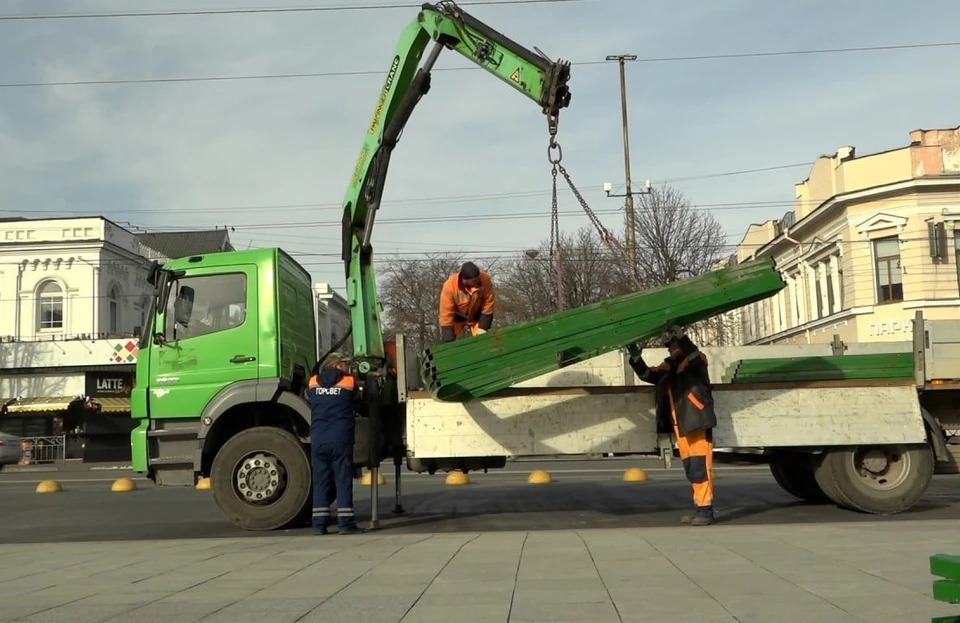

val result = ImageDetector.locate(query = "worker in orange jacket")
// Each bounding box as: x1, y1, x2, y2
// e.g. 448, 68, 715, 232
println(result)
438, 262, 495, 343
626, 326, 717, 526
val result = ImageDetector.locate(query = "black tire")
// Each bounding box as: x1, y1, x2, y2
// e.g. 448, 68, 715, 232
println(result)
210, 426, 312, 531
812, 452, 848, 508
769, 456, 831, 504
293, 487, 314, 528
817, 444, 934, 515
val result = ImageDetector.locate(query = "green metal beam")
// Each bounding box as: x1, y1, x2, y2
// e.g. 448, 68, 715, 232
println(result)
420, 257, 787, 401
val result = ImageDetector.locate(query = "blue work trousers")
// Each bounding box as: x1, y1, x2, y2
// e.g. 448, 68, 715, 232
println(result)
311, 441, 356, 530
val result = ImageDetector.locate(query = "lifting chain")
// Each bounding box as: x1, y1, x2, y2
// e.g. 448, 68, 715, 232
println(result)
547, 131, 643, 290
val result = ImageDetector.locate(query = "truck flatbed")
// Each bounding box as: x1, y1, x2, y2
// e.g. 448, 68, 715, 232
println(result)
404, 378, 924, 459
392, 312, 960, 518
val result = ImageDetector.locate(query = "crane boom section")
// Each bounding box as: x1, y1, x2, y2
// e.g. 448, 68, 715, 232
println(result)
341, 1, 572, 365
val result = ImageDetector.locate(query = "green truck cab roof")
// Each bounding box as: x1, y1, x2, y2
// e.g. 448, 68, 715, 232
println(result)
161, 246, 305, 276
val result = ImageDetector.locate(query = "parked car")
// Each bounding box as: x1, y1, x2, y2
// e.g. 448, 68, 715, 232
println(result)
0, 430, 22, 470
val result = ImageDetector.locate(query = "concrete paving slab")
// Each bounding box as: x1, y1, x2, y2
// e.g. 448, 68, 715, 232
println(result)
4, 466, 960, 622
3, 521, 957, 623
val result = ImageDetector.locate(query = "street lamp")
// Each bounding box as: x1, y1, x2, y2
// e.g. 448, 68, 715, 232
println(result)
604, 53, 644, 284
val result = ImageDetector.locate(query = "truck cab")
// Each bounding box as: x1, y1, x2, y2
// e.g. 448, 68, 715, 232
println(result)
131, 247, 345, 530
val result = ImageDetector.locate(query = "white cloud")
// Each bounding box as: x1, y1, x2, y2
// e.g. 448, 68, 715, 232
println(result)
1, 0, 960, 285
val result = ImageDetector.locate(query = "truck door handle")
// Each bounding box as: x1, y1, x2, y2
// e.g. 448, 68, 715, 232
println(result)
230, 355, 256, 363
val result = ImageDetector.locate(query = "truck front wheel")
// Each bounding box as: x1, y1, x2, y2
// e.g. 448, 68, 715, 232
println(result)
210, 426, 312, 531
814, 443, 934, 515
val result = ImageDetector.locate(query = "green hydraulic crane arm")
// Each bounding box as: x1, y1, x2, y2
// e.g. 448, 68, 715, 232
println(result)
340, 0, 572, 368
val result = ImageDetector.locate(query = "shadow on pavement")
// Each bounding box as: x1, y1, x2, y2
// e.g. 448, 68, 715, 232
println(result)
1, 476, 957, 544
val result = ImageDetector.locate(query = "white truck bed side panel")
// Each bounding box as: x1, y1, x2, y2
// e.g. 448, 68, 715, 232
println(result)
511, 352, 634, 388
714, 385, 925, 447
926, 320, 960, 381
406, 384, 926, 458
407, 391, 659, 457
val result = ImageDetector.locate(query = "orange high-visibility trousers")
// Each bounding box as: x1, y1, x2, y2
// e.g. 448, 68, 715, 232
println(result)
667, 388, 714, 509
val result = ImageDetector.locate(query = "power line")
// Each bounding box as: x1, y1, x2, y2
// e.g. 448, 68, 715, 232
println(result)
0, 0, 582, 21
0, 240, 946, 273
659, 162, 813, 183
3, 41, 959, 89
7, 191, 958, 234
2, 160, 810, 216
1, 208, 628, 232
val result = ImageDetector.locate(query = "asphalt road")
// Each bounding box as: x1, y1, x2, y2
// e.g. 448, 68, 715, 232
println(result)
2, 459, 960, 544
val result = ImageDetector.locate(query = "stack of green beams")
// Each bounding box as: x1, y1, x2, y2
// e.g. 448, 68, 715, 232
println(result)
419, 257, 787, 402
726, 352, 914, 383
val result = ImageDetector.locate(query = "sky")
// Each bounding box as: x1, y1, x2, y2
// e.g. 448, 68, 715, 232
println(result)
2, 0, 960, 289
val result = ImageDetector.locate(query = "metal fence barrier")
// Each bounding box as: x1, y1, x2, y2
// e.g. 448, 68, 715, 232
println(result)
18, 436, 66, 465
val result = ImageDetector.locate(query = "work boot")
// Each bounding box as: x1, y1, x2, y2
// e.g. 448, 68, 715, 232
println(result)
339, 524, 364, 535
681, 507, 715, 526
312, 526, 329, 535
689, 513, 715, 526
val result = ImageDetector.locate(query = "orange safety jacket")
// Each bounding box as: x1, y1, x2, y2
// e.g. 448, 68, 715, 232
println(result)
438, 270, 495, 342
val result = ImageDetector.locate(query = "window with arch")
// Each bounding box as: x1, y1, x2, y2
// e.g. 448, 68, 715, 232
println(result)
37, 281, 64, 330
108, 285, 121, 333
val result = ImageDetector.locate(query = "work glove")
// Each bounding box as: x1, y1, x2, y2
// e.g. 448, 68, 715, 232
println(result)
475, 328, 487, 335
440, 326, 455, 343
625, 343, 642, 361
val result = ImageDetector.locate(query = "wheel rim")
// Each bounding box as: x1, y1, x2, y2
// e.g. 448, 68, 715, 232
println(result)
233, 451, 288, 505
850, 446, 911, 491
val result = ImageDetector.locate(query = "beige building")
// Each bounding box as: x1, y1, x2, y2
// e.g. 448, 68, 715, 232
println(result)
728, 125, 960, 345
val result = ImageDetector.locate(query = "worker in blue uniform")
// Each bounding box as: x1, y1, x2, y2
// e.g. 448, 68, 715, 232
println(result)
306, 352, 363, 535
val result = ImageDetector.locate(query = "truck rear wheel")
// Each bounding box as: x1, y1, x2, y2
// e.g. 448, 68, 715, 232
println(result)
812, 452, 847, 508
210, 426, 312, 531
769, 455, 830, 504
814, 444, 934, 515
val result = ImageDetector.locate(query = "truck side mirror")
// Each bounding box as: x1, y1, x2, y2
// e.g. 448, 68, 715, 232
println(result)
174, 286, 195, 326
146, 261, 161, 287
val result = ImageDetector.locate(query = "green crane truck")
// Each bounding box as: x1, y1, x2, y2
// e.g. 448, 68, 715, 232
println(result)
131, 0, 574, 530
130, 2, 960, 531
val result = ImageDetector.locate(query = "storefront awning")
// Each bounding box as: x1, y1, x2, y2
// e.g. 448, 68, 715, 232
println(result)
4, 396, 80, 414
89, 397, 131, 414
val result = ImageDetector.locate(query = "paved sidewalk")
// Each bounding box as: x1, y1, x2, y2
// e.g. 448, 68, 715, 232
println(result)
0, 520, 955, 623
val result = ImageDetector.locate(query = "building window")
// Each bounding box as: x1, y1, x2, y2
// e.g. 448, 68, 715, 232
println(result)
955, 230, 960, 296
108, 286, 120, 333
835, 258, 845, 311
825, 270, 835, 314
874, 236, 903, 303
813, 271, 824, 319
37, 280, 64, 330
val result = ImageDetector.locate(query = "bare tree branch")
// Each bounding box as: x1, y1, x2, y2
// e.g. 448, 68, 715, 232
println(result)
378, 253, 463, 354
631, 184, 728, 286
378, 254, 505, 352
624, 184, 736, 345
497, 226, 631, 324
376, 184, 738, 351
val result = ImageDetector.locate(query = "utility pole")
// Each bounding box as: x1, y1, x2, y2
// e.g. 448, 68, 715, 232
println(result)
605, 54, 640, 284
